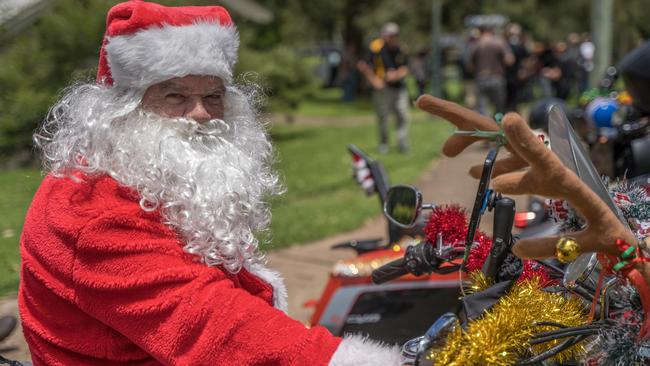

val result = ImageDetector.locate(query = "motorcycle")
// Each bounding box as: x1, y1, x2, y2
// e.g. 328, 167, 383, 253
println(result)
372, 103, 650, 365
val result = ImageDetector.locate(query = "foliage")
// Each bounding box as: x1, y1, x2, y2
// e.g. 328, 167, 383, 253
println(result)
236, 46, 321, 121
0, 0, 116, 164
0, 169, 42, 295
268, 113, 449, 249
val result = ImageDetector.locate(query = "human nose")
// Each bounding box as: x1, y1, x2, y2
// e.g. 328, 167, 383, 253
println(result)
185, 97, 211, 123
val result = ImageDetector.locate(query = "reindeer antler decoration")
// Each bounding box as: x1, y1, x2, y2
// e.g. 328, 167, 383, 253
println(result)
416, 95, 650, 338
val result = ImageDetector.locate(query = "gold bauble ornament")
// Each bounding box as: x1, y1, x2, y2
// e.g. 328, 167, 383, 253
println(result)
555, 237, 581, 264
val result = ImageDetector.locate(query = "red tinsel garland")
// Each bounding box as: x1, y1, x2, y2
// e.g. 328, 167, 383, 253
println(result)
424, 204, 550, 284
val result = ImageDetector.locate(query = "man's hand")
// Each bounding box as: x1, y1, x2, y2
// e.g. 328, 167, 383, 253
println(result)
357, 60, 385, 90
385, 66, 409, 83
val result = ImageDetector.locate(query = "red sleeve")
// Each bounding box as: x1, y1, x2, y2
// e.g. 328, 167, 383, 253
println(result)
71, 209, 341, 365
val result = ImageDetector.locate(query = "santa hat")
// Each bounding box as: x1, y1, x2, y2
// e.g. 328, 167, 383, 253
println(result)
97, 1, 239, 89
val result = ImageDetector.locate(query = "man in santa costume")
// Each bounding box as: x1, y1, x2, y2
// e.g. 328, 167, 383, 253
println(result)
19, 1, 401, 365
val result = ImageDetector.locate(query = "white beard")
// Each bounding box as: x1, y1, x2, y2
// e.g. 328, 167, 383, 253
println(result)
36, 84, 282, 273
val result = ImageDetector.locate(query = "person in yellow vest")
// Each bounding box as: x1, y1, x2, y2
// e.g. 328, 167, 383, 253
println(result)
357, 22, 410, 154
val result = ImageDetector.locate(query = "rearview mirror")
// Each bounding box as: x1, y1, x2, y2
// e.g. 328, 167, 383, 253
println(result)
384, 185, 422, 228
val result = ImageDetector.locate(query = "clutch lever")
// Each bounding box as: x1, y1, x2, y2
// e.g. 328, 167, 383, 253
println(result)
371, 236, 464, 284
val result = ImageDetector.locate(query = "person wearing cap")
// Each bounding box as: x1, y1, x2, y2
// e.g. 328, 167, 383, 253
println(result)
18, 2, 401, 365
358, 22, 411, 154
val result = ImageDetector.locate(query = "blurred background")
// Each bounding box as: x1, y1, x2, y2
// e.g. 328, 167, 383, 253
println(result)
0, 0, 649, 310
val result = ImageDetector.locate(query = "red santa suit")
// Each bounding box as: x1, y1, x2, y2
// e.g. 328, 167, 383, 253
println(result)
18, 2, 401, 365
20, 173, 342, 365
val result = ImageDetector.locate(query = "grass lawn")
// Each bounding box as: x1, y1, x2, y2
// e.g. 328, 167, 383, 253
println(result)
0, 113, 451, 296
268, 115, 450, 249
0, 169, 43, 296
283, 87, 374, 118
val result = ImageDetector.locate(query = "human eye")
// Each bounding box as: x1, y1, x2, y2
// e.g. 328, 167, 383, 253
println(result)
164, 93, 186, 104
204, 93, 223, 104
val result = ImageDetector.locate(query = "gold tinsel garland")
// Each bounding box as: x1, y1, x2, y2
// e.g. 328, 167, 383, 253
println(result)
430, 273, 589, 366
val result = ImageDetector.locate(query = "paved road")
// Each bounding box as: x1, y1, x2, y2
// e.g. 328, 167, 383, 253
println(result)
1, 143, 522, 361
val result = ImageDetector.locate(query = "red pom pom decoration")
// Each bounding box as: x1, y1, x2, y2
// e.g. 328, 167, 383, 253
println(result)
423, 204, 550, 282
424, 204, 468, 245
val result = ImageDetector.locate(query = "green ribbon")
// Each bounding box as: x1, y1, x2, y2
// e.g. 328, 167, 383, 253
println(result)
613, 261, 629, 272
454, 129, 507, 147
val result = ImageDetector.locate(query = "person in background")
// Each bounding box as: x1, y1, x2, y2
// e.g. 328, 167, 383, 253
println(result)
467, 25, 514, 117
357, 22, 410, 154
567, 32, 584, 95
410, 48, 430, 98
504, 23, 530, 112
541, 41, 575, 100
341, 43, 361, 102
461, 27, 481, 109
578, 33, 595, 93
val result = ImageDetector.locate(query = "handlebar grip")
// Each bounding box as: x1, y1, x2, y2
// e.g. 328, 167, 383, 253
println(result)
483, 198, 516, 281
492, 198, 516, 244
371, 258, 408, 284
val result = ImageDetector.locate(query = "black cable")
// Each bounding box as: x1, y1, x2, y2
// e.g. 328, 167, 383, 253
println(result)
529, 329, 599, 345
529, 323, 606, 345
517, 335, 589, 365
531, 323, 606, 337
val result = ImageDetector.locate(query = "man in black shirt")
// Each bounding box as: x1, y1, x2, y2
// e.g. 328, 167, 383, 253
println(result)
358, 22, 410, 153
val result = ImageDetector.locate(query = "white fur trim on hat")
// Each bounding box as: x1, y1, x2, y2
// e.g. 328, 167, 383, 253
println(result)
328, 334, 402, 366
105, 22, 239, 89
247, 263, 289, 314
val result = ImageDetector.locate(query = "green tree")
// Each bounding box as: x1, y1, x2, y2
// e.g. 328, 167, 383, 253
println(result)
0, 0, 119, 165
237, 46, 320, 122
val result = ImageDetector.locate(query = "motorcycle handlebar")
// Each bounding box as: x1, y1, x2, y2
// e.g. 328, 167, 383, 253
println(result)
371, 258, 408, 284
371, 241, 448, 284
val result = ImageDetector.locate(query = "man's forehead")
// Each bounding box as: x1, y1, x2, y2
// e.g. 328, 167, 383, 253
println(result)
156, 76, 225, 92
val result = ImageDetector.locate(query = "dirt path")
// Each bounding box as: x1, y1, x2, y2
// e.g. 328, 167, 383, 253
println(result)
0, 143, 523, 361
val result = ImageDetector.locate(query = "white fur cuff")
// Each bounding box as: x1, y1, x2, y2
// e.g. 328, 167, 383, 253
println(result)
329, 334, 402, 366
105, 22, 239, 89
247, 263, 289, 314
